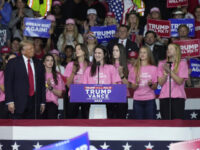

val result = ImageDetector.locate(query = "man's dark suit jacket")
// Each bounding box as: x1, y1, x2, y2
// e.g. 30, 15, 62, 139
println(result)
5, 56, 46, 114
152, 44, 167, 66
107, 38, 139, 58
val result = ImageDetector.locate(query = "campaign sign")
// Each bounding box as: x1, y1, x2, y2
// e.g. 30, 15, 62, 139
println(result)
70, 84, 127, 103
90, 25, 117, 44
190, 58, 200, 78
167, 0, 188, 8
147, 19, 171, 38
173, 39, 200, 58
35, 132, 89, 150
169, 19, 195, 37
24, 17, 51, 38
170, 138, 200, 150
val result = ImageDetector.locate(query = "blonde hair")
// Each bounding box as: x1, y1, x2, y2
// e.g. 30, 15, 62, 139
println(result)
104, 17, 117, 26
134, 46, 155, 82
20, 40, 34, 51
127, 13, 139, 30
167, 43, 181, 73
62, 24, 79, 44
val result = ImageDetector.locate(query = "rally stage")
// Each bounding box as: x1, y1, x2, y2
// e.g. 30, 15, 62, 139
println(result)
0, 119, 200, 150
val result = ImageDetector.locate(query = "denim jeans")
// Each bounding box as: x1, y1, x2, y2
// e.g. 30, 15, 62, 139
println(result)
133, 99, 157, 119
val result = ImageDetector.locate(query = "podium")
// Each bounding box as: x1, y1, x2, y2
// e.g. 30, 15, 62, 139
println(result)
70, 84, 127, 119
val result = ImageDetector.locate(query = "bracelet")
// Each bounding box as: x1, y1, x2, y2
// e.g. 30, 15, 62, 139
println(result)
121, 75, 125, 79
49, 86, 53, 91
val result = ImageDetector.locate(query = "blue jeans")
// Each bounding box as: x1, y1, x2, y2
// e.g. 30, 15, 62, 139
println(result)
133, 99, 156, 119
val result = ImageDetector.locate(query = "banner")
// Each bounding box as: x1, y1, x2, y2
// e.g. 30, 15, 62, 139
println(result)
36, 132, 89, 150
190, 58, 200, 78
169, 19, 195, 37
70, 84, 127, 103
90, 25, 117, 44
170, 138, 200, 150
147, 19, 171, 38
173, 39, 200, 58
23, 17, 51, 38
167, 0, 188, 8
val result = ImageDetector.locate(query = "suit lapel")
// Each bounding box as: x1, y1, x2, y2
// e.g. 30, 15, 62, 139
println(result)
19, 56, 29, 82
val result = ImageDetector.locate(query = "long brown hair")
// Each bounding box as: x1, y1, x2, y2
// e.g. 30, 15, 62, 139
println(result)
90, 45, 109, 76
134, 46, 155, 82
73, 43, 89, 74
42, 54, 58, 85
112, 44, 128, 78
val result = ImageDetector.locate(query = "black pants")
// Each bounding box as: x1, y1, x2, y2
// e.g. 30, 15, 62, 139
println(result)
10, 95, 39, 119
65, 102, 89, 119
43, 102, 58, 119
107, 103, 128, 119
160, 98, 185, 120
0, 101, 9, 119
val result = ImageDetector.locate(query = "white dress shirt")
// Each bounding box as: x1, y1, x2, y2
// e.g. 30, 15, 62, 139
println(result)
118, 39, 127, 47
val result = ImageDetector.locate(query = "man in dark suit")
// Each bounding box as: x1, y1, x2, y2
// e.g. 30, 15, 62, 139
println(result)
144, 31, 167, 65
5, 40, 46, 119
107, 24, 139, 58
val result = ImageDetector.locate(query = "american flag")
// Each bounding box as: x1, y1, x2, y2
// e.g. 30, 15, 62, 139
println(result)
106, 0, 137, 24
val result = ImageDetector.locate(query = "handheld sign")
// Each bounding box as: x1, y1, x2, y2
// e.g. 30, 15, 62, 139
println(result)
167, 0, 188, 8
70, 84, 127, 103
24, 17, 51, 38
170, 138, 200, 150
36, 132, 89, 150
190, 58, 200, 78
91, 25, 117, 44
169, 18, 195, 37
173, 39, 200, 58
147, 19, 171, 38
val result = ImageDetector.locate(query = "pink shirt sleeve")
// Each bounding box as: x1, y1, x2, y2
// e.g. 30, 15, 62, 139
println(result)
158, 61, 165, 78
178, 60, 189, 79
128, 68, 136, 84
54, 74, 65, 91
63, 62, 73, 77
0, 71, 4, 85
110, 65, 121, 83
152, 66, 158, 83
82, 67, 90, 84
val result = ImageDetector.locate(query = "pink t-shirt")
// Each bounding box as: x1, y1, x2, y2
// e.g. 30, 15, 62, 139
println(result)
128, 65, 157, 100
158, 60, 188, 99
64, 62, 87, 84
114, 62, 130, 97
83, 64, 121, 84
45, 72, 65, 105
0, 71, 5, 102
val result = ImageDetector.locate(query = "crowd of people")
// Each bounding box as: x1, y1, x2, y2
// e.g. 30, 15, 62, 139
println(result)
0, 0, 199, 120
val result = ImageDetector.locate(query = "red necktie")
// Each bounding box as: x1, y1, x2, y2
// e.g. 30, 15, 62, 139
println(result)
28, 59, 34, 96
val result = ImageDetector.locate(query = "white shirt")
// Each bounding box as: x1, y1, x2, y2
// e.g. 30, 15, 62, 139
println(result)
22, 55, 36, 91
118, 39, 127, 47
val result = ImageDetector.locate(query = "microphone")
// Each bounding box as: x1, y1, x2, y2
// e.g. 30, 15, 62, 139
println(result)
96, 62, 100, 84
167, 57, 172, 67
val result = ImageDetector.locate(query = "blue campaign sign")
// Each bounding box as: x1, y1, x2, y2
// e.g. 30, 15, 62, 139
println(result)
169, 19, 195, 37
24, 17, 51, 38
70, 84, 127, 103
190, 58, 200, 78
91, 25, 117, 44
35, 132, 89, 150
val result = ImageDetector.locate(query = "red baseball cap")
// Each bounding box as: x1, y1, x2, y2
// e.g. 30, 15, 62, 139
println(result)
106, 12, 115, 18
1, 46, 11, 54
128, 51, 138, 59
